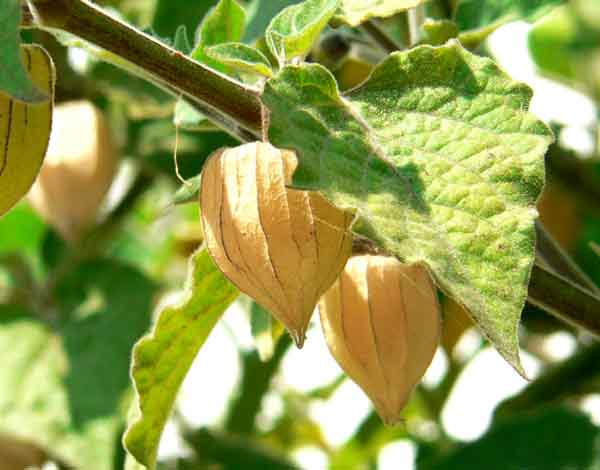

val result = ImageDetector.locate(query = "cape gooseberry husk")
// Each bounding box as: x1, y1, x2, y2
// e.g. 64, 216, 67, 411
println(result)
319, 255, 441, 425
200, 142, 354, 347
28, 101, 118, 241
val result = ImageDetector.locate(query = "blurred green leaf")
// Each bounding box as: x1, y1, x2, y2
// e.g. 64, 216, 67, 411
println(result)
263, 43, 553, 375
0, 0, 48, 102
456, 0, 565, 33
194, 0, 247, 51
266, 0, 340, 66
173, 25, 192, 54
0, 203, 45, 256
248, 299, 284, 361
124, 248, 239, 469
172, 174, 203, 206
176, 0, 247, 129
422, 406, 600, 470
422, 19, 459, 45
151, 0, 218, 44
0, 259, 156, 469
244, 0, 303, 43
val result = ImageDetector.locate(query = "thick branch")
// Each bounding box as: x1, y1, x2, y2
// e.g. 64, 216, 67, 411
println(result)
29, 0, 263, 138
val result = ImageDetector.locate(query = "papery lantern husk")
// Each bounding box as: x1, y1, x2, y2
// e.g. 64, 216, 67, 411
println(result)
319, 255, 441, 425
28, 101, 118, 241
200, 142, 354, 347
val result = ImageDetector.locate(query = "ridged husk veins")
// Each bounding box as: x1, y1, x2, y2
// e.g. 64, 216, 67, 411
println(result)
200, 142, 354, 347
319, 255, 441, 424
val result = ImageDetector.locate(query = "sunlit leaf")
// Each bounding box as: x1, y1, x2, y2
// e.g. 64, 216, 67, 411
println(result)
263, 42, 553, 375
332, 0, 426, 27
0, 45, 54, 217
266, 0, 340, 66
124, 248, 239, 469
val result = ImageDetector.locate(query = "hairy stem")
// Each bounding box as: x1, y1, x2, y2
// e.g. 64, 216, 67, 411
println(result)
28, 0, 263, 138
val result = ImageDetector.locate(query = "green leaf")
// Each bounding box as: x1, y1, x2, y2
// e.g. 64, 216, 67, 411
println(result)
173, 25, 192, 54
206, 43, 274, 78
194, 0, 247, 52
174, 99, 210, 131
152, 0, 217, 42
263, 42, 553, 375
456, 0, 566, 33
422, 19, 459, 46
332, 0, 426, 27
266, 0, 341, 66
124, 248, 239, 469
178, 0, 247, 127
244, 0, 303, 43
172, 174, 203, 206
0, 0, 48, 102
422, 406, 600, 470
0, 260, 156, 469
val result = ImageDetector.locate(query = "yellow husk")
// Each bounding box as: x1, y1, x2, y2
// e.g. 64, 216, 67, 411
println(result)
200, 142, 353, 347
0, 45, 54, 217
319, 255, 441, 424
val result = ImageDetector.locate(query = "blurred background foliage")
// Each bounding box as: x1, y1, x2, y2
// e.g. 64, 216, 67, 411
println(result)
1, 0, 600, 469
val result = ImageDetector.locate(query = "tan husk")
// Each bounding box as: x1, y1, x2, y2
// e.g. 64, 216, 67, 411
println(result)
200, 142, 354, 347
319, 255, 441, 425
28, 101, 118, 241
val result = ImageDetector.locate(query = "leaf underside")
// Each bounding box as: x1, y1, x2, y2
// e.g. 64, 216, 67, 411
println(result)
263, 42, 553, 376
124, 248, 239, 469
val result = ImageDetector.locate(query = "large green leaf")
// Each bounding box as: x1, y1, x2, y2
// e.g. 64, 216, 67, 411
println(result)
263, 42, 553, 375
456, 0, 566, 33
124, 248, 239, 469
0, 260, 156, 469
265, 0, 340, 66
422, 406, 600, 470
0, 0, 48, 102
332, 0, 426, 27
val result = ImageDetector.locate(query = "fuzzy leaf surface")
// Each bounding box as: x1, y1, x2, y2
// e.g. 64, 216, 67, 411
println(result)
333, 0, 426, 26
263, 42, 553, 375
124, 248, 239, 469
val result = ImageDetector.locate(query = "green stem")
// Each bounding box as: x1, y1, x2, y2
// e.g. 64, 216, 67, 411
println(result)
225, 335, 292, 435
362, 19, 403, 53
28, 0, 263, 139
535, 220, 599, 295
529, 263, 600, 338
